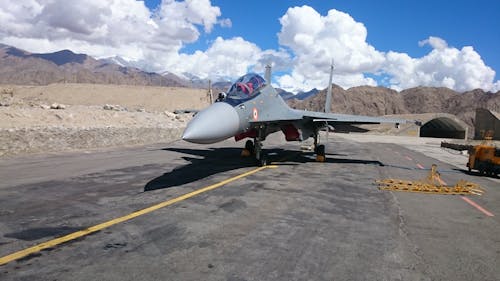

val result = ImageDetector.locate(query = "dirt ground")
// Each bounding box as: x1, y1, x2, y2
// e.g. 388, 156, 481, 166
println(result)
1, 83, 209, 112
0, 83, 210, 157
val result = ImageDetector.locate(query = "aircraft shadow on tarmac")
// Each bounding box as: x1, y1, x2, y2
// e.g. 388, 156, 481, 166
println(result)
144, 147, 384, 191
283, 153, 384, 166
144, 147, 260, 191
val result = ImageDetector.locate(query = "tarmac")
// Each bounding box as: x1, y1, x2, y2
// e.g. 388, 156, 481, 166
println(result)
0, 133, 498, 281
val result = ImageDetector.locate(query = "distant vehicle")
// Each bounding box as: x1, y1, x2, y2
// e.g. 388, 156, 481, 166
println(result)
182, 64, 411, 166
467, 144, 500, 176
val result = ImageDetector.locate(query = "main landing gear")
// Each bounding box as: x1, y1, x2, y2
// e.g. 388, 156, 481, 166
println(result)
242, 133, 326, 166
313, 132, 326, 162
242, 130, 326, 165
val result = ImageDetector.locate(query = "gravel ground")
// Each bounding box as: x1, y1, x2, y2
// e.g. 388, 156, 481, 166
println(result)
0, 84, 203, 157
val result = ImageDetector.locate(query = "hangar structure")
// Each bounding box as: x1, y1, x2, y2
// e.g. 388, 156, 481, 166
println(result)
474, 108, 500, 140
362, 113, 468, 139
418, 114, 468, 139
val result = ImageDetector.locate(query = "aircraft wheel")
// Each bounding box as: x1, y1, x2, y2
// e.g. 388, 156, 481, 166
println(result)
316, 145, 325, 162
245, 140, 255, 154
317, 144, 325, 156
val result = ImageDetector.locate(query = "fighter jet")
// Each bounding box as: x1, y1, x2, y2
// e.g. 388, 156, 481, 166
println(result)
182, 65, 409, 166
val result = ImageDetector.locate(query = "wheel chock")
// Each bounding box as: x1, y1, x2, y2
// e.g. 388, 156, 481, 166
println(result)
241, 149, 251, 157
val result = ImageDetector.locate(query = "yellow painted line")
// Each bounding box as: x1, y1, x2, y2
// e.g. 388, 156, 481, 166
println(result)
0, 165, 277, 266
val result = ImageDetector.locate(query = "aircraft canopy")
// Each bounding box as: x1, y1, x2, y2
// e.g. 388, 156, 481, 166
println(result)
226, 73, 266, 101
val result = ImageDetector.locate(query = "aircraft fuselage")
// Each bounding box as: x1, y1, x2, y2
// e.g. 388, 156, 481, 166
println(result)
182, 84, 313, 144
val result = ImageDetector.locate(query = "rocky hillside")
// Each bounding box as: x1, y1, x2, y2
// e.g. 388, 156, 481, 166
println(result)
0, 44, 188, 87
287, 85, 500, 131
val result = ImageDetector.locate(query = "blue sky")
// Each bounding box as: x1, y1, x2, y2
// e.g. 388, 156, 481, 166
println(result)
0, 0, 498, 92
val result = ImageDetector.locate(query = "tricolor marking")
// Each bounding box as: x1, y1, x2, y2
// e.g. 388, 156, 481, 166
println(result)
252, 107, 258, 121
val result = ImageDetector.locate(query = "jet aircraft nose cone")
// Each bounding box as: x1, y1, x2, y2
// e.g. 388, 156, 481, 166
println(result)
182, 102, 240, 144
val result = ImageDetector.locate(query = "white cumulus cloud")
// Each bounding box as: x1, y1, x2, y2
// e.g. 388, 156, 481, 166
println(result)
385, 36, 499, 92
418, 36, 448, 50
171, 36, 261, 78
273, 7, 499, 93
275, 6, 385, 92
218, 18, 232, 28
165, 37, 291, 81
0, 0, 226, 69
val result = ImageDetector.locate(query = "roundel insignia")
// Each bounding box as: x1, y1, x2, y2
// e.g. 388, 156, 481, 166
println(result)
252, 107, 258, 121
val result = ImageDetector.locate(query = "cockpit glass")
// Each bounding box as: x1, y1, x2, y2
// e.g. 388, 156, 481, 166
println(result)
226, 73, 266, 102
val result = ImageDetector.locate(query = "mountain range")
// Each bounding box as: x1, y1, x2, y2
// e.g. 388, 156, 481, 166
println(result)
0, 44, 196, 87
0, 44, 313, 97
1, 44, 499, 133
287, 85, 499, 135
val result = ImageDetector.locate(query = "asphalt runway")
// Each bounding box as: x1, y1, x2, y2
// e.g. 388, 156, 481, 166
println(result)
0, 134, 498, 280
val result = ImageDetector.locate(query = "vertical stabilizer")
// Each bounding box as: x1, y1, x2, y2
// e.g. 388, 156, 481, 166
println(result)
265, 64, 272, 85
325, 62, 334, 113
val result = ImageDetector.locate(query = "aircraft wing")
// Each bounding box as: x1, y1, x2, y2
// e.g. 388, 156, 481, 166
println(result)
248, 110, 408, 126
297, 110, 408, 125
247, 110, 411, 135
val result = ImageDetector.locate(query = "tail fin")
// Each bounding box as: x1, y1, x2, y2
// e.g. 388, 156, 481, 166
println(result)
325, 61, 334, 113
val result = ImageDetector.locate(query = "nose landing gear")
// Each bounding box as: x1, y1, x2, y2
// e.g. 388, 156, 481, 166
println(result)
241, 140, 254, 157
240, 139, 268, 166
240, 127, 268, 166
